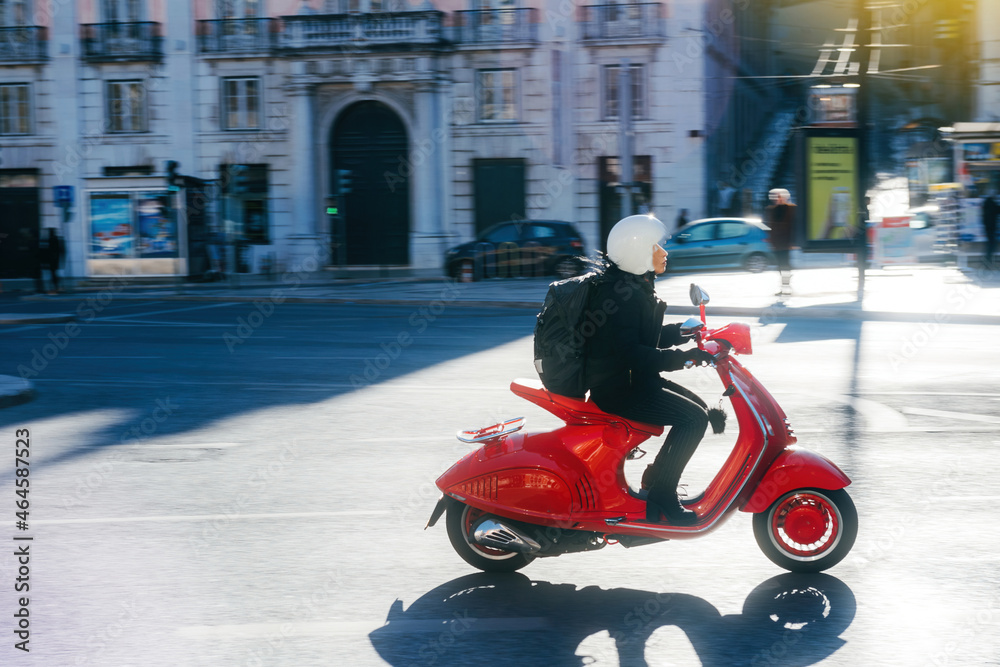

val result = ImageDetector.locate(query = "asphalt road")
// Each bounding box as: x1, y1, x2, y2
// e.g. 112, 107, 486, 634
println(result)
0, 297, 998, 666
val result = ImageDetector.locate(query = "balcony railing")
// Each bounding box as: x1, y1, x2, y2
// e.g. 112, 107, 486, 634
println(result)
581, 3, 663, 41
199, 18, 276, 54
452, 9, 537, 45
0, 26, 48, 63
277, 11, 445, 51
82, 22, 163, 62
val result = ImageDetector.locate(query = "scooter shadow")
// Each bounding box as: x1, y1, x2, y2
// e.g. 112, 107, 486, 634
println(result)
369, 571, 856, 667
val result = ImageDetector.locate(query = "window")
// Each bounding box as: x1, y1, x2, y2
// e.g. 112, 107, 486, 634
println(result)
0, 83, 30, 135
685, 223, 715, 243
1, 0, 30, 26
222, 164, 269, 244
89, 190, 179, 259
526, 224, 556, 240
603, 64, 645, 120
478, 69, 517, 122
217, 0, 260, 18
484, 224, 519, 244
717, 221, 749, 240
222, 77, 260, 130
107, 80, 147, 133
102, 0, 143, 22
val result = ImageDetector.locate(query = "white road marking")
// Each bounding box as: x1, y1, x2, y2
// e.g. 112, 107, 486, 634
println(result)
0, 325, 45, 334
62, 356, 163, 359
844, 396, 909, 431
177, 617, 552, 639
92, 320, 233, 327
902, 407, 1000, 424
98, 302, 238, 321
270, 356, 369, 360
34, 510, 391, 526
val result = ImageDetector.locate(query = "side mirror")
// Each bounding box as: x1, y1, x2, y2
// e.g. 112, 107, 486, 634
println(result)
675, 234, 690, 244
679, 316, 705, 338
689, 283, 710, 306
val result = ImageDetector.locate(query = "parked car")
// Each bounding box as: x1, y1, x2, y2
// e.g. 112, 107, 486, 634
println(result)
444, 220, 586, 281
664, 217, 774, 273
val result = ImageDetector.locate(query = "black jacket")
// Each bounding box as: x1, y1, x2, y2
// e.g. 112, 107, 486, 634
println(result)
583, 264, 690, 413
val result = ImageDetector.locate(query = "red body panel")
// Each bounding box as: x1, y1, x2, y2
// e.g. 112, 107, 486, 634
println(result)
739, 448, 852, 514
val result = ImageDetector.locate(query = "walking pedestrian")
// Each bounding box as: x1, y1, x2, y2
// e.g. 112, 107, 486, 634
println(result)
675, 208, 689, 234
716, 181, 737, 216
766, 188, 796, 295
982, 191, 998, 269
37, 228, 64, 294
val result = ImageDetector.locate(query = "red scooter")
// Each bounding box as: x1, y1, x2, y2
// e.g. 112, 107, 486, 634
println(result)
426, 285, 858, 573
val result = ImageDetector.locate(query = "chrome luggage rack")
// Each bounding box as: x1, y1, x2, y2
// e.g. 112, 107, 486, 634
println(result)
456, 417, 526, 444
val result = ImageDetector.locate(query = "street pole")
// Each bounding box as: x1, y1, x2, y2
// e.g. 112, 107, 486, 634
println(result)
856, 0, 870, 302
619, 59, 633, 220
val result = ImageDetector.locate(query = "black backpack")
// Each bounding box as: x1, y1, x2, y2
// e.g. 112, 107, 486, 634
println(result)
533, 271, 604, 398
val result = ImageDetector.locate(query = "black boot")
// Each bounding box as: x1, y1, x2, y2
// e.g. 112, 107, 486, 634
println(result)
646, 492, 697, 525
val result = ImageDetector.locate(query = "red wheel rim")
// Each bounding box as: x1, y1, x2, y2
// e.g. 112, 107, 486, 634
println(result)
769, 491, 842, 561
463, 506, 517, 560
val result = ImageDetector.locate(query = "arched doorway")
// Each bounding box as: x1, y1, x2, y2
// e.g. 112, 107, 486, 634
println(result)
331, 101, 410, 266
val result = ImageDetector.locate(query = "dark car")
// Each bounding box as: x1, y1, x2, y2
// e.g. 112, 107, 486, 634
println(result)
444, 220, 586, 281
664, 218, 774, 273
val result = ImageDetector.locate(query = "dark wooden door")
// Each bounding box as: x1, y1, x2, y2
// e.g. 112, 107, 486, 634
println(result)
331, 101, 410, 266
0, 187, 41, 279
473, 158, 525, 235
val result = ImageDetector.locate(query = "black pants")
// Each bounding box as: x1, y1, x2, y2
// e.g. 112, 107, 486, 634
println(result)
599, 378, 709, 506
986, 225, 996, 268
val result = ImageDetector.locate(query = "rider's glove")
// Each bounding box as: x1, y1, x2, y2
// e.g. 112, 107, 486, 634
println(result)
684, 349, 715, 367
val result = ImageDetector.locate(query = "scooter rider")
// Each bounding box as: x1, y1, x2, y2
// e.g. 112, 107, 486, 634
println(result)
584, 214, 714, 525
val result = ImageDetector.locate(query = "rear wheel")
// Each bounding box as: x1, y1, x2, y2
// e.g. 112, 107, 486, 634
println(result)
753, 488, 858, 573
445, 500, 534, 572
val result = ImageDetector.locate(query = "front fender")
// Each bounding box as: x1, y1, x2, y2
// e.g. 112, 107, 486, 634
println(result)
740, 447, 851, 514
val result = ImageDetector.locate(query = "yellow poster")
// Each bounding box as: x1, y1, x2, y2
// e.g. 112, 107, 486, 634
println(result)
807, 136, 858, 241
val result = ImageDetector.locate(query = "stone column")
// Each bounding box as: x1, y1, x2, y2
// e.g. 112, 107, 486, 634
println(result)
285, 80, 320, 269
410, 79, 447, 274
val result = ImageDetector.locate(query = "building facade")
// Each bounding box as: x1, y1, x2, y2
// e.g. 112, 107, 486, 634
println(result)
0, 0, 711, 281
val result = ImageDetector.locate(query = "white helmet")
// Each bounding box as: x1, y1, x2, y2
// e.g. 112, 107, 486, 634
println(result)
606, 214, 667, 275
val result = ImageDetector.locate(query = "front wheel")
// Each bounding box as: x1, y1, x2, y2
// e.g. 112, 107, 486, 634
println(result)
445, 500, 534, 573
753, 488, 858, 573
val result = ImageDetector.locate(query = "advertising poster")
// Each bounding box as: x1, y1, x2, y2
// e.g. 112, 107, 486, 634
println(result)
137, 192, 179, 258
90, 193, 134, 257
873, 216, 913, 266
807, 136, 858, 243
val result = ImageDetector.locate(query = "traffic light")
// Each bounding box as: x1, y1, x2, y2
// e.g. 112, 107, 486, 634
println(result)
166, 160, 180, 191
337, 168, 353, 195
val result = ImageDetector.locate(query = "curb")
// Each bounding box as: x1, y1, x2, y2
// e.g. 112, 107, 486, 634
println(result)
0, 313, 77, 325
0, 376, 34, 409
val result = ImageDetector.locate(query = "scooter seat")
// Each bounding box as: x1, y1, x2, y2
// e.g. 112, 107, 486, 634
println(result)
510, 378, 664, 436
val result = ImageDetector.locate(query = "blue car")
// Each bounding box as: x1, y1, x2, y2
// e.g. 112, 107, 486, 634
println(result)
665, 218, 775, 273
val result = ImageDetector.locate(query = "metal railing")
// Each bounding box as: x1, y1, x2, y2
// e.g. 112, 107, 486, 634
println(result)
198, 18, 276, 54
277, 11, 445, 51
81, 22, 163, 62
581, 3, 663, 40
0, 26, 47, 63
452, 8, 537, 45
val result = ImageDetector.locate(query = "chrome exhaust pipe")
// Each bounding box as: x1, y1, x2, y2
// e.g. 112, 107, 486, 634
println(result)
472, 518, 542, 554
